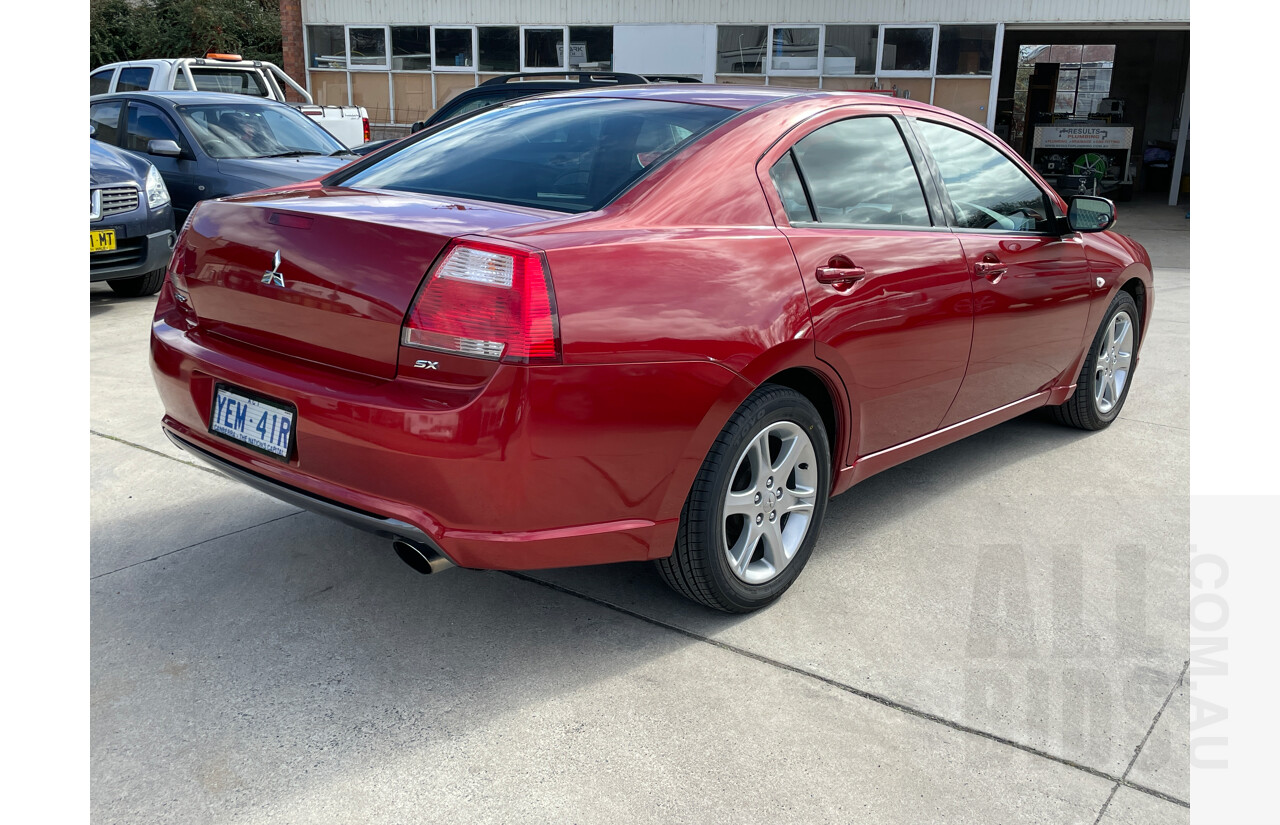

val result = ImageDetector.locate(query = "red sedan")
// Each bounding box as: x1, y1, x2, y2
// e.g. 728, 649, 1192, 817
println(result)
151, 86, 1152, 612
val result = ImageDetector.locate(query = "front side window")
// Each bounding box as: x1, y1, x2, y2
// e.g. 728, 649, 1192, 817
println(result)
787, 117, 931, 227
124, 102, 181, 153
117, 67, 153, 92
176, 104, 345, 159
916, 120, 1054, 232
340, 98, 733, 213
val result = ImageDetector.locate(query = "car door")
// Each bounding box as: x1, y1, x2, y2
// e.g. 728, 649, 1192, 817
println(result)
758, 108, 974, 459
121, 100, 201, 222
909, 117, 1093, 426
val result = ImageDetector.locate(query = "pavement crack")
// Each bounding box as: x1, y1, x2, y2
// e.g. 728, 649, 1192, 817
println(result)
1093, 660, 1192, 822
91, 429, 223, 477
507, 571, 1190, 809
90, 511, 304, 580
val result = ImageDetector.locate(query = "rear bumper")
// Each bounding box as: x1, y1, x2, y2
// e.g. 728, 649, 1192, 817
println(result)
150, 299, 746, 570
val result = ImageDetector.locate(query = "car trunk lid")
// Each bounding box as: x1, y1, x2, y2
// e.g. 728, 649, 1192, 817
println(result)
179, 186, 558, 378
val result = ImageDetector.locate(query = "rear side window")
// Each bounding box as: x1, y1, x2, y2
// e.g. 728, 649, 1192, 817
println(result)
342, 98, 734, 213
915, 120, 1055, 233
174, 68, 270, 96
90, 101, 123, 145
116, 67, 153, 92
90, 70, 114, 95
769, 151, 813, 223
788, 116, 931, 227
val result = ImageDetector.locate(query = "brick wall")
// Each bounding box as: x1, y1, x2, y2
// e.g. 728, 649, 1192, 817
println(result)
279, 0, 305, 102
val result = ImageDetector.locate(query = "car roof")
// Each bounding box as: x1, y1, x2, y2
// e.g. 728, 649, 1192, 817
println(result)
527, 84, 953, 116
90, 90, 286, 107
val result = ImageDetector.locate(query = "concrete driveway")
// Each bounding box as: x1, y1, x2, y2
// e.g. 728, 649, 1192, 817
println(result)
91, 198, 1190, 824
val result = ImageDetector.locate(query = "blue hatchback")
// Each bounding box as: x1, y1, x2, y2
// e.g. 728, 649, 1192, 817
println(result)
89, 91, 358, 227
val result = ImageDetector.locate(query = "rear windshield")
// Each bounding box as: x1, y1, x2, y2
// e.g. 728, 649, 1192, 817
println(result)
338, 97, 734, 213
174, 68, 271, 97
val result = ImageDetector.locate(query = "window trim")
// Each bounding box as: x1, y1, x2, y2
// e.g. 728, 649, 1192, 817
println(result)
907, 115, 1067, 237
431, 25, 478, 73
876, 24, 939, 78
766, 24, 824, 76
520, 25, 570, 72
346, 25, 391, 71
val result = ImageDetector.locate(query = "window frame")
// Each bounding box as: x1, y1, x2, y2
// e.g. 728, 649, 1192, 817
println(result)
345, 25, 391, 71
908, 115, 1066, 237
431, 25, 478, 73
757, 108, 950, 233
876, 24, 939, 78
766, 24, 824, 76
520, 25, 570, 72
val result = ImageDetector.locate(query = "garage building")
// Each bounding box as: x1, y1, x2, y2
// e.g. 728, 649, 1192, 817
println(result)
280, 1, 1190, 203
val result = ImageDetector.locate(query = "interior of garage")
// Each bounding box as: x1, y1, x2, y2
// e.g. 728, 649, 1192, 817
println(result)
993, 28, 1189, 205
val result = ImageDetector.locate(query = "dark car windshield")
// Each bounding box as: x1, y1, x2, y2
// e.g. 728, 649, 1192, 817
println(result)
339, 97, 734, 212
175, 103, 347, 159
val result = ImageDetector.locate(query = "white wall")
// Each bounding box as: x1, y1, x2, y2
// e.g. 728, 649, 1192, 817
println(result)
613, 25, 715, 79
302, 0, 1190, 26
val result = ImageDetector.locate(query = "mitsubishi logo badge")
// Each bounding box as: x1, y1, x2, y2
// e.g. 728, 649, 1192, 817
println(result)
261, 250, 286, 287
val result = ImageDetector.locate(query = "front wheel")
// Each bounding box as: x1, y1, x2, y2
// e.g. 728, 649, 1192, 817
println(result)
107, 268, 165, 298
1052, 291, 1140, 430
656, 384, 831, 612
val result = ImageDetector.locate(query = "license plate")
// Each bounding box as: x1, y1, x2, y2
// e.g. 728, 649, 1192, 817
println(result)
90, 229, 116, 252
210, 386, 295, 459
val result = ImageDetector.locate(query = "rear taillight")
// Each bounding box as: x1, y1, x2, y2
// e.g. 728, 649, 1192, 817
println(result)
363, 117, 370, 143
402, 239, 560, 365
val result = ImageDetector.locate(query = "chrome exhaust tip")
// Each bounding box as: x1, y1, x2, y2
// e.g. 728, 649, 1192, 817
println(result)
392, 539, 455, 575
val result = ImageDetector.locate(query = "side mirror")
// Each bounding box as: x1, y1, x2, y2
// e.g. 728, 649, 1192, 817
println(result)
1067, 196, 1116, 232
147, 139, 182, 158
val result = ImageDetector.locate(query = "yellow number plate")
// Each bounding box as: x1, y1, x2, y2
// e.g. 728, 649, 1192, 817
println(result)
90, 230, 116, 252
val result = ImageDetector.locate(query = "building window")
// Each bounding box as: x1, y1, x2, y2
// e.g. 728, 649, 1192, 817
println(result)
392, 26, 432, 70
769, 25, 821, 74
823, 25, 878, 75
569, 26, 612, 70
937, 25, 995, 75
879, 25, 936, 75
433, 27, 475, 71
478, 27, 519, 72
307, 25, 345, 69
1015, 45, 1115, 120
348, 26, 389, 69
717, 26, 766, 74
522, 27, 567, 71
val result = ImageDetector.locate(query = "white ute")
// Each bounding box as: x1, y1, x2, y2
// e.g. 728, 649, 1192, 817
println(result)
90, 53, 370, 148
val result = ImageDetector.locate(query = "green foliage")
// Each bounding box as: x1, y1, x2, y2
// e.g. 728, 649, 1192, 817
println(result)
90, 0, 282, 69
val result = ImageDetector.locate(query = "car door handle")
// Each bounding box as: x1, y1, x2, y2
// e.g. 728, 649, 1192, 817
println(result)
816, 257, 866, 289
974, 257, 1008, 282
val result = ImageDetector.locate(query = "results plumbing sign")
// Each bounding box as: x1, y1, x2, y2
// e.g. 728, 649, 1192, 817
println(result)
1033, 125, 1133, 150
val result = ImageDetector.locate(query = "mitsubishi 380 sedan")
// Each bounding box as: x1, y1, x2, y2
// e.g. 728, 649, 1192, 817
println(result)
150, 85, 1152, 612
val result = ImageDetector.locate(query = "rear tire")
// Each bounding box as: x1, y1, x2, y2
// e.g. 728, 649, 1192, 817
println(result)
107, 268, 165, 298
1052, 291, 1140, 430
656, 384, 831, 612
